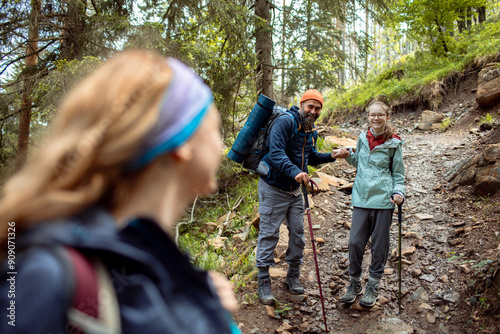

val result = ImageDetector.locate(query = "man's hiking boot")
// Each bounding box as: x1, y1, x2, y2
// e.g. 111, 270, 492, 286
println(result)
258, 277, 275, 305
340, 278, 362, 304
285, 276, 304, 295
359, 279, 379, 307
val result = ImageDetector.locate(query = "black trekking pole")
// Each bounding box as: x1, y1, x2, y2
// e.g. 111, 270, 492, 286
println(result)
395, 198, 404, 315
302, 181, 328, 332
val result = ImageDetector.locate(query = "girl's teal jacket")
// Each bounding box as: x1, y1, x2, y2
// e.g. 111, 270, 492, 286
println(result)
345, 131, 405, 209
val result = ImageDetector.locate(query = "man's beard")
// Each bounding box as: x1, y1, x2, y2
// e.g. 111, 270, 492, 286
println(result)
301, 111, 317, 127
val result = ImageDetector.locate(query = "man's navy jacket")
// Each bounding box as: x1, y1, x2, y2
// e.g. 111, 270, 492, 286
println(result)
260, 106, 335, 192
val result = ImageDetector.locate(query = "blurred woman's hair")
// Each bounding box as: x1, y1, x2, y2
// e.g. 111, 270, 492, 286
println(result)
0, 50, 172, 241
366, 101, 395, 142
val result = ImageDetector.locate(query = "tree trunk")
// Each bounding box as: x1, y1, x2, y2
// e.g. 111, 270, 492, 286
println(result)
339, 19, 345, 86
16, 0, 41, 169
435, 18, 449, 53
373, 21, 378, 74
305, 0, 312, 89
364, 6, 369, 81
477, 6, 486, 23
255, 0, 273, 98
466, 6, 472, 30
352, 13, 357, 84
60, 0, 87, 61
281, 2, 287, 103
457, 8, 466, 33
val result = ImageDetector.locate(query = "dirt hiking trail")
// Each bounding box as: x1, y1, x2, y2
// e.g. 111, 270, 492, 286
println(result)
233, 93, 500, 333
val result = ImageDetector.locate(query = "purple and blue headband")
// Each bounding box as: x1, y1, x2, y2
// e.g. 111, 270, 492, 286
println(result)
129, 58, 213, 169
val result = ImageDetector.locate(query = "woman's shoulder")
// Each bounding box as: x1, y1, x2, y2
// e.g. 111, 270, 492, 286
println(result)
0, 246, 71, 333
5, 246, 71, 292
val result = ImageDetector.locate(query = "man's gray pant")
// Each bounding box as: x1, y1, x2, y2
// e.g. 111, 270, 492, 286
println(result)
256, 179, 305, 268
348, 207, 394, 279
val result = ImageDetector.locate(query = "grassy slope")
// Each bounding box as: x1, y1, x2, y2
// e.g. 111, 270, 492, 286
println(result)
322, 12, 500, 120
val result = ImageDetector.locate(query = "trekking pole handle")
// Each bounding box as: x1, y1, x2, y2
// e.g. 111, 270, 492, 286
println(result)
301, 183, 310, 209
390, 194, 404, 206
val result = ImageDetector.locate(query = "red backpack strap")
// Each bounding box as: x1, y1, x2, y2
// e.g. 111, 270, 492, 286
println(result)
65, 247, 99, 334
65, 247, 122, 334
66, 247, 99, 318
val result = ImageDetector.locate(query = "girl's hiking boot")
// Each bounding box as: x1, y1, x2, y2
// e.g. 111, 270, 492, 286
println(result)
257, 277, 275, 305
359, 280, 379, 307
284, 276, 304, 294
340, 278, 362, 303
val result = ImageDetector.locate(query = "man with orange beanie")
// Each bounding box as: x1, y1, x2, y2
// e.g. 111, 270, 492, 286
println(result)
256, 89, 337, 305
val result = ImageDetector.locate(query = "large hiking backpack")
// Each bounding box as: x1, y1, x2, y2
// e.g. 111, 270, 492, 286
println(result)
240, 105, 293, 171
227, 95, 296, 174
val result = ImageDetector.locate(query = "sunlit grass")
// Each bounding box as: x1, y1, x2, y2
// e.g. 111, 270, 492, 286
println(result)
324, 12, 500, 117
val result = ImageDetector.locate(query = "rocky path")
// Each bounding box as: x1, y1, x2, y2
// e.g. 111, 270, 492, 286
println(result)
234, 125, 489, 333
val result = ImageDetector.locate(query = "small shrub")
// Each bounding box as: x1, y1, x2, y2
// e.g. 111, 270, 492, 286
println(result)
274, 301, 292, 317
440, 117, 452, 131
479, 113, 497, 126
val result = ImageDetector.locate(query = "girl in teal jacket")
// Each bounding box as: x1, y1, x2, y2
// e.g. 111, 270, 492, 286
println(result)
332, 101, 405, 307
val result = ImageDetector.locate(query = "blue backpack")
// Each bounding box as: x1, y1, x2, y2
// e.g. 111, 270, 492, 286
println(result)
227, 95, 297, 173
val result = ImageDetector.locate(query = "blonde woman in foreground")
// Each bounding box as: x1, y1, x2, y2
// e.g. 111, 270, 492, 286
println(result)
0, 50, 239, 334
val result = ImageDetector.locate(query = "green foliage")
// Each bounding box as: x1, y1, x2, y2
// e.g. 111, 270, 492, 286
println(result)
440, 117, 452, 130
157, 0, 256, 141
176, 155, 260, 285
448, 234, 499, 315
325, 11, 500, 116
389, 0, 487, 56
479, 113, 497, 126
468, 256, 499, 312
241, 292, 259, 304
316, 136, 337, 152
178, 233, 225, 270
274, 301, 292, 317
34, 57, 103, 121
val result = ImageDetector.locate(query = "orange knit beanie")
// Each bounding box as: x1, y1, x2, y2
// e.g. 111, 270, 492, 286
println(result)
300, 89, 323, 107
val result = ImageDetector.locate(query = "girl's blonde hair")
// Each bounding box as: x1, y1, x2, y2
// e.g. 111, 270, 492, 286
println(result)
0, 50, 172, 242
366, 101, 395, 142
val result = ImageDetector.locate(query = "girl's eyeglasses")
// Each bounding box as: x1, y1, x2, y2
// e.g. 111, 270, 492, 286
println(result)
369, 114, 386, 119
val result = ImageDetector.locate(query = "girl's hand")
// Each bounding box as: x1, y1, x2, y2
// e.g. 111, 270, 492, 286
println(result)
391, 194, 404, 205
331, 148, 349, 159
208, 271, 238, 312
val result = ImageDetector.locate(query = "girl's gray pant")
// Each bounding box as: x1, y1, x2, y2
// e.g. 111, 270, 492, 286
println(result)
256, 179, 305, 268
348, 207, 394, 279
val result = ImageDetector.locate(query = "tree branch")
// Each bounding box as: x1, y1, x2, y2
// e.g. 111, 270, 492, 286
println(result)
175, 196, 199, 246
0, 111, 17, 123
90, 0, 99, 14
0, 39, 57, 76
216, 196, 244, 237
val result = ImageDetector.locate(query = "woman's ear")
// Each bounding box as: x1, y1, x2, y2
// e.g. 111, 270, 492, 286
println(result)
170, 143, 193, 162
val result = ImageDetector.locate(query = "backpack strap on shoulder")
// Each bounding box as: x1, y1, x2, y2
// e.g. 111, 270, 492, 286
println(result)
65, 247, 121, 334
282, 111, 300, 136
66, 247, 99, 318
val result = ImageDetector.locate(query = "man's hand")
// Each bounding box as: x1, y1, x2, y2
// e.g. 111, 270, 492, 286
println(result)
331, 148, 349, 159
295, 172, 310, 185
